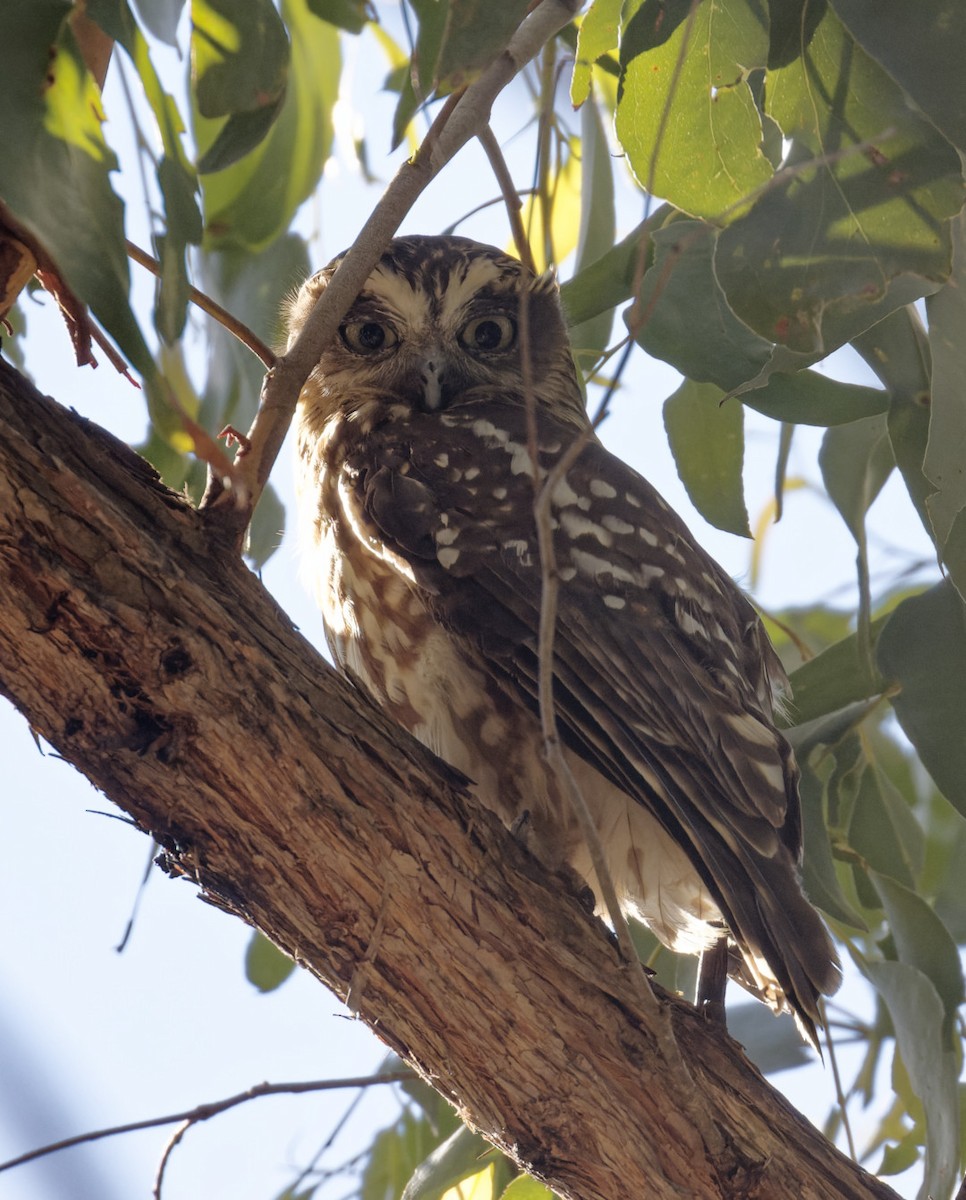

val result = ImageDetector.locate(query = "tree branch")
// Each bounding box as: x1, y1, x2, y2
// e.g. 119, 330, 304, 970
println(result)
0, 360, 899, 1200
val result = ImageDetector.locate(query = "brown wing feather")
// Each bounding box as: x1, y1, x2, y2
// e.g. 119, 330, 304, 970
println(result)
351, 395, 841, 1034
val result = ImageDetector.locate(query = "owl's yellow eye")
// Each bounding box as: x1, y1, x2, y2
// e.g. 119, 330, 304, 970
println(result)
459, 314, 516, 354
341, 320, 399, 354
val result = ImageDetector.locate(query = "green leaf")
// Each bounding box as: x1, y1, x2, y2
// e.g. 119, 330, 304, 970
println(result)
133, 0, 186, 45
784, 620, 888, 727
876, 582, 966, 818
401, 1125, 492, 1200
766, 0, 827, 68
196, 0, 338, 252
741, 372, 887, 426
819, 414, 895, 544
197, 94, 286, 173
191, 0, 289, 119
633, 220, 773, 389
616, 0, 772, 219
925, 211, 966, 570
501, 1176, 554, 1200
0, 2, 160, 389
307, 0, 368, 33
830, 0, 966, 157
716, 7, 965, 357
798, 762, 868, 929
245, 929, 296, 991
559, 210, 668, 328
849, 766, 922, 890
871, 872, 964, 1027
663, 380, 751, 537
88, 0, 203, 342
568, 98, 616, 366
570, 0, 621, 107
858, 958, 960, 1200
433, 1, 531, 94
361, 1109, 462, 1200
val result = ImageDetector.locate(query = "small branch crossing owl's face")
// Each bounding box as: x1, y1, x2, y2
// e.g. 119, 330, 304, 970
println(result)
287, 235, 586, 429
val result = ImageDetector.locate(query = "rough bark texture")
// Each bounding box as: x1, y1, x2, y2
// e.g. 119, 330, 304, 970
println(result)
0, 359, 898, 1200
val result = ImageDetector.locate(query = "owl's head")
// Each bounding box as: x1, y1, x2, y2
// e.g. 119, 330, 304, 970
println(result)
287, 235, 586, 428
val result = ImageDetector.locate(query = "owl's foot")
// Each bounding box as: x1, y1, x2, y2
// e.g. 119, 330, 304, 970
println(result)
696, 936, 729, 1028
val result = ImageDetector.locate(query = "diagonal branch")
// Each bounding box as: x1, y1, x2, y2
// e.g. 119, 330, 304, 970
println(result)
0, 359, 901, 1200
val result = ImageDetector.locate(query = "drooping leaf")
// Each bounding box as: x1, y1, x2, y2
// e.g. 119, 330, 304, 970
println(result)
88, 0, 203, 341
876, 582, 966, 818
570, 0, 621, 108
830, 0, 966, 157
191, 0, 289, 119
819, 414, 895, 544
432, 0, 531, 94
798, 762, 868, 930
196, 0, 338, 252
361, 1108, 462, 1200
663, 379, 751, 537
133, 0, 186, 45
616, 0, 772, 219
716, 7, 965, 357
849, 766, 922, 890
245, 929, 296, 991
871, 872, 964, 1028
924, 211, 966, 568
568, 98, 616, 365
766, 0, 827, 68
784, 619, 888, 726
401, 1125, 492, 1200
308, 0, 368, 33
0, 1, 171, 408
559, 211, 667, 328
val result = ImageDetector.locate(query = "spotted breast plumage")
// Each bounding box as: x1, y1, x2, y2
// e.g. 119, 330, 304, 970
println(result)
288, 233, 841, 1045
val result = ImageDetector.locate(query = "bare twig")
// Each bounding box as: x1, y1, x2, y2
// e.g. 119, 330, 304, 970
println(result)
200, 0, 584, 546
0, 1072, 413, 1176
478, 126, 535, 274
125, 241, 276, 370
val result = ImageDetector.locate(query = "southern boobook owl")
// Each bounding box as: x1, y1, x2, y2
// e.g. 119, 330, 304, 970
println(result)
287, 233, 841, 1045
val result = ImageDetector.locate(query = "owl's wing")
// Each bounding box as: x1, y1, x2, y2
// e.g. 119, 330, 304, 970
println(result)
353, 397, 840, 1032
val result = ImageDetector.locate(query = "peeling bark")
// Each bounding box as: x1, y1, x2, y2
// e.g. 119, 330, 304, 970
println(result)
0, 360, 898, 1200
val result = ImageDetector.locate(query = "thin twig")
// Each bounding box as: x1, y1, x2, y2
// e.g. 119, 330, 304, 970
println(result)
823, 999, 858, 1161
125, 241, 276, 370
477, 126, 535, 274
0, 1071, 413, 1175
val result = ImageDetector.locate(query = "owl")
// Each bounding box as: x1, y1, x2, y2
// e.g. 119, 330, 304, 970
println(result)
288, 234, 841, 1046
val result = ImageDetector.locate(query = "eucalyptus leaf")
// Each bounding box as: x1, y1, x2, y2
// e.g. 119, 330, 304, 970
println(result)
570, 0, 621, 107
616, 0, 772, 219
830, 0, 966, 156
717, 8, 964, 357
401, 1125, 492, 1200
858, 958, 960, 1200
663, 379, 751, 537
244, 929, 296, 991
819, 414, 895, 544
877, 582, 966, 817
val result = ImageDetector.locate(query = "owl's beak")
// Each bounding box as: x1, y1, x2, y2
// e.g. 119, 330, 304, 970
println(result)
418, 348, 447, 411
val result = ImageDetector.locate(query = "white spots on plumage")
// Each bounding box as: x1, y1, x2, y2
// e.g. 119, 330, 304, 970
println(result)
559, 509, 613, 546
589, 478, 617, 499
676, 609, 707, 639
472, 418, 506, 444
576, 495, 592, 512
551, 477, 581, 507
505, 440, 536, 477
438, 546, 461, 569
639, 564, 666, 584
492, 486, 508, 500
625, 492, 642, 508
502, 538, 531, 561
571, 548, 637, 586
434, 452, 450, 468
558, 565, 577, 582
601, 514, 635, 536
464, 466, 481, 481
639, 526, 659, 547
727, 711, 775, 749
480, 713, 505, 747
603, 594, 626, 610
436, 526, 460, 547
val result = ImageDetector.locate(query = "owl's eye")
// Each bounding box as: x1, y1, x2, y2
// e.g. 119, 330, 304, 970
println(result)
459, 314, 516, 354
341, 321, 399, 354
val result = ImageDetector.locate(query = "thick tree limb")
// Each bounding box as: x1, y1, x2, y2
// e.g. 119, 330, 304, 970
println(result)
0, 360, 898, 1200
